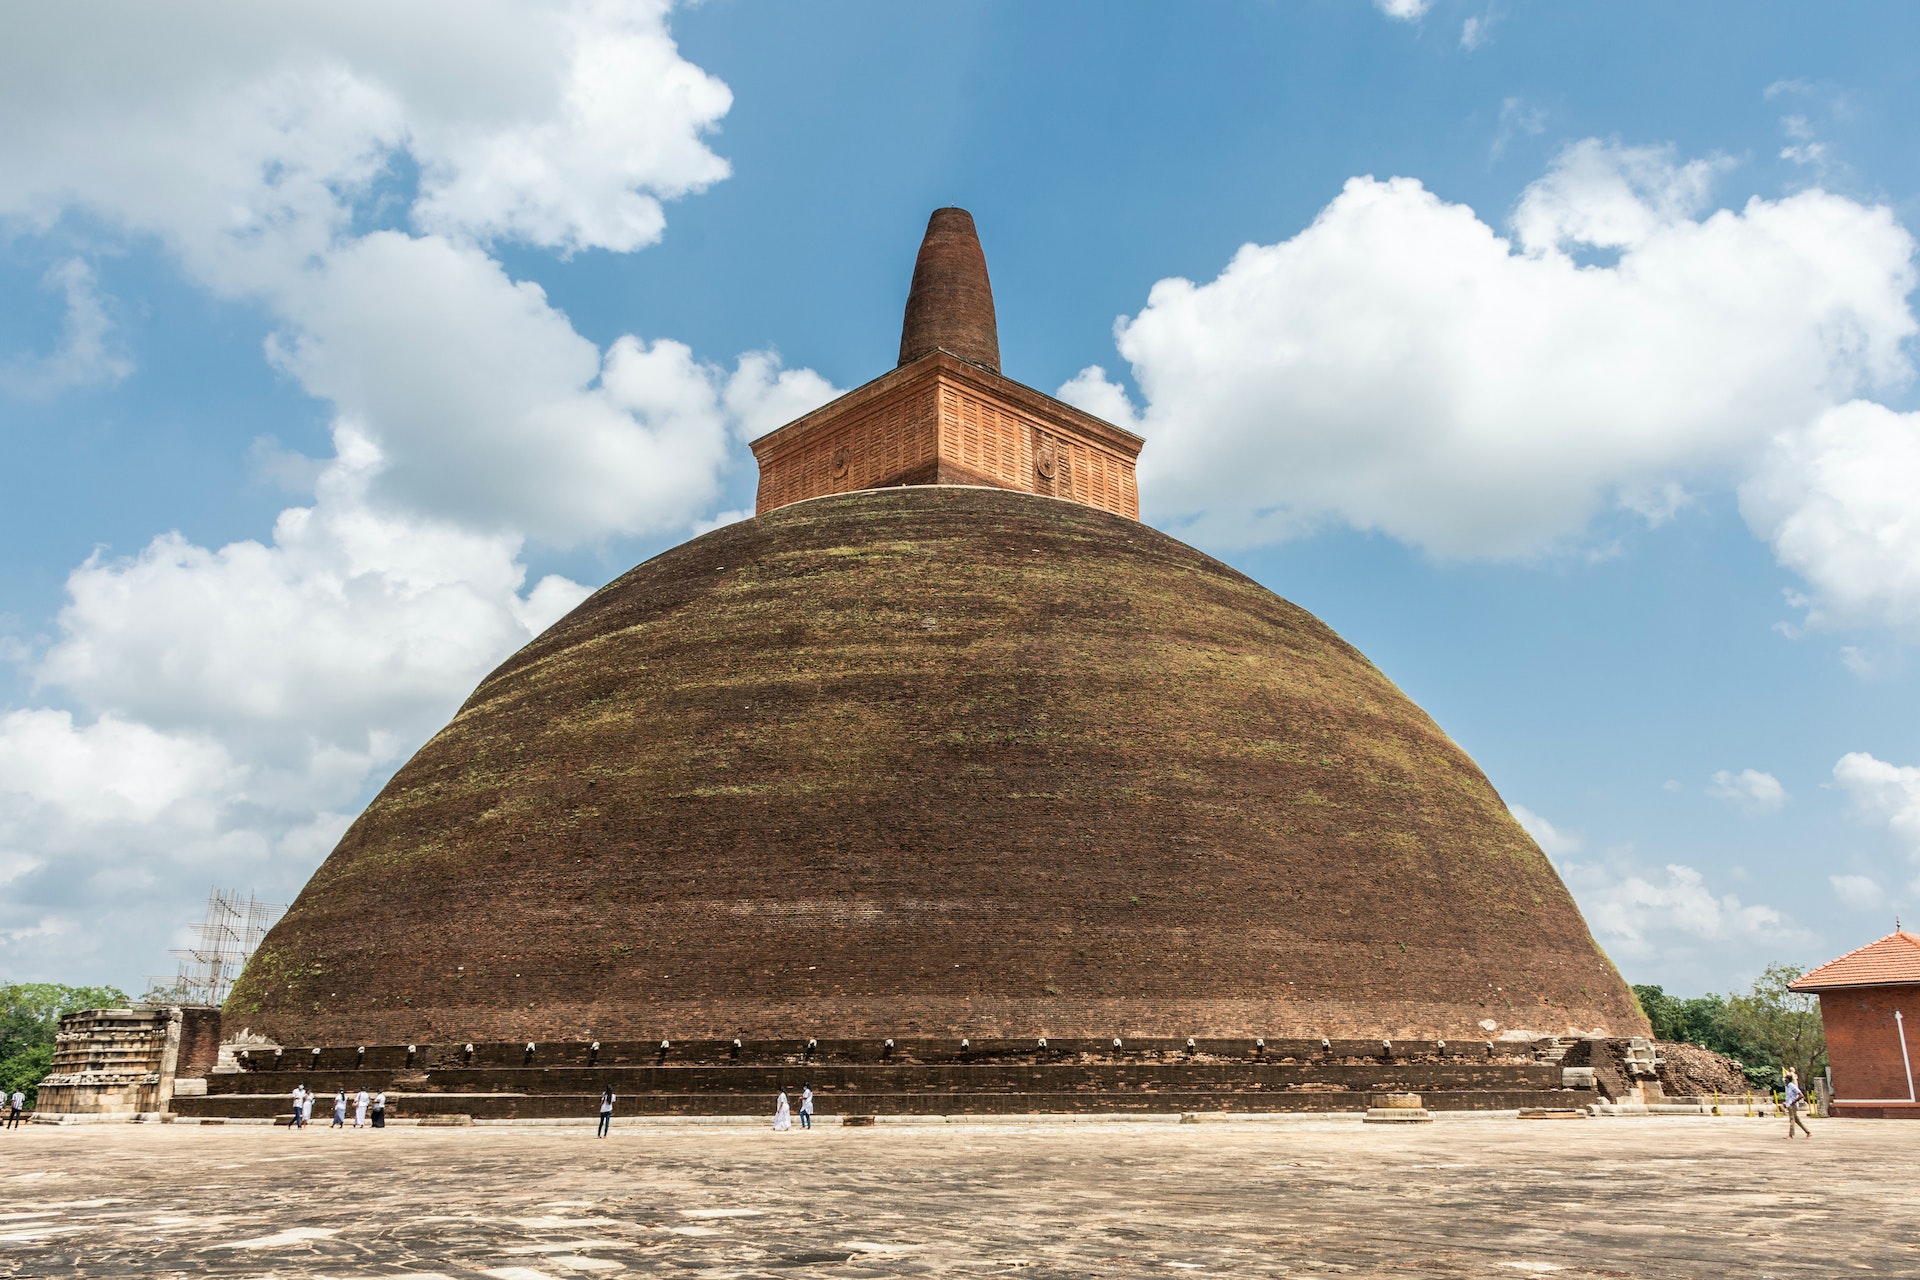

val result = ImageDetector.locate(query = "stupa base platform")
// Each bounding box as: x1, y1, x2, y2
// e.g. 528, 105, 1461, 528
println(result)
174, 1089, 1585, 1121
176, 1037, 1597, 1121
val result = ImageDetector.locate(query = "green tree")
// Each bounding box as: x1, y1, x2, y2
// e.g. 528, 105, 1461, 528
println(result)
1633, 982, 1780, 1087
1634, 984, 1687, 1041
0, 982, 131, 1106
1723, 963, 1826, 1090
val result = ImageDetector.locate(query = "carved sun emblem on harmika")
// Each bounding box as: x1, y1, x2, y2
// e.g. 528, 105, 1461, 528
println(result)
830, 446, 850, 479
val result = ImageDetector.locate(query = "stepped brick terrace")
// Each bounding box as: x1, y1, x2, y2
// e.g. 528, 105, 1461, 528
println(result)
0, 1116, 1909, 1278
176, 1034, 1604, 1122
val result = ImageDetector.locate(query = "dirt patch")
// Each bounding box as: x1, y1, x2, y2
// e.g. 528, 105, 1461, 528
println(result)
1657, 1042, 1749, 1097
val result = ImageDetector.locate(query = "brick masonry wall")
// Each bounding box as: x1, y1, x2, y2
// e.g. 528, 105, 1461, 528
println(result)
179, 1038, 1587, 1118
1821, 986, 1919, 1112
897, 207, 1000, 371
754, 379, 941, 513
752, 355, 1140, 520
177, 1007, 224, 1078
227, 487, 1643, 1048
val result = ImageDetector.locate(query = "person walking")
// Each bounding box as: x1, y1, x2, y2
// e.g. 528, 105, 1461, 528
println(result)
1784, 1069, 1813, 1139
597, 1086, 615, 1138
353, 1088, 369, 1129
290, 1085, 307, 1130
302, 1088, 316, 1129
773, 1090, 792, 1132
798, 1083, 813, 1130
371, 1090, 386, 1129
331, 1090, 348, 1129
6, 1089, 24, 1128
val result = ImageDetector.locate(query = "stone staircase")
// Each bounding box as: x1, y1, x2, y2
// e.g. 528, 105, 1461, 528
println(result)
1533, 1037, 1578, 1065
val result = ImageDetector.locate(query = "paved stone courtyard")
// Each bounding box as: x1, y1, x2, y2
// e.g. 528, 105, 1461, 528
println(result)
0, 1115, 1912, 1278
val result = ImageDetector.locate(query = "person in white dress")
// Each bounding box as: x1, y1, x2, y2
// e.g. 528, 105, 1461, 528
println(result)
773, 1090, 792, 1132
353, 1088, 369, 1128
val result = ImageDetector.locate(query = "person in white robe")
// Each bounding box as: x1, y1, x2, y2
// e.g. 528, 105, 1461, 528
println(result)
353, 1088, 369, 1128
773, 1090, 792, 1131
302, 1090, 316, 1128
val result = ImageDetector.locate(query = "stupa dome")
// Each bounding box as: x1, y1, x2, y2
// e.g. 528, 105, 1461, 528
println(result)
229, 485, 1641, 1045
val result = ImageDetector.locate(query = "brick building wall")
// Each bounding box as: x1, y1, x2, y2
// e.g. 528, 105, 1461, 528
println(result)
177, 1006, 224, 1079
1820, 985, 1919, 1119
751, 352, 1140, 520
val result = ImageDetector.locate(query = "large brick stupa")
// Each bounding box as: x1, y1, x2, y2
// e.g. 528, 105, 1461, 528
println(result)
227, 209, 1644, 1049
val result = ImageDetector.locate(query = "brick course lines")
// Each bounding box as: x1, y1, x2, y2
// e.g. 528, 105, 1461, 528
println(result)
750, 352, 1141, 519
227, 486, 1642, 1049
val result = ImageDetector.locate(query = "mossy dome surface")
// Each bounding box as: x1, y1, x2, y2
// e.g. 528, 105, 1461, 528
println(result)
230, 486, 1642, 1045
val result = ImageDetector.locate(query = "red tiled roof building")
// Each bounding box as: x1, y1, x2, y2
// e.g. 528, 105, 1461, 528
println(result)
1791, 931, 1920, 1119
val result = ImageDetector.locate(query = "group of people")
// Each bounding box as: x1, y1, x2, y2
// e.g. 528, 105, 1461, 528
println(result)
288, 1084, 386, 1129
591, 1084, 816, 1135
772, 1085, 814, 1131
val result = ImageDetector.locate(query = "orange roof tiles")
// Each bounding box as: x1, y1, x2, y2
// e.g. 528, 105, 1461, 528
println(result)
1791, 931, 1920, 991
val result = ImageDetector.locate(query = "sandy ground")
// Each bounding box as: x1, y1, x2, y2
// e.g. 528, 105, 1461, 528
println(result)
0, 1113, 1909, 1278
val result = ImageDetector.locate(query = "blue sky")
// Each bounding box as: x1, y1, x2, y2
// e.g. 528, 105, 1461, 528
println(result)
3, 0, 1919, 999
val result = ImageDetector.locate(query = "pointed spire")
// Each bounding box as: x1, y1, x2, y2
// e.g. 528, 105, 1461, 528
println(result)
898, 207, 1000, 372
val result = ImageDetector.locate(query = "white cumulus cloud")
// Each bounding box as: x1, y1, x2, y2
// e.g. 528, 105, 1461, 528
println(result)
1062, 139, 1916, 569
0, 711, 238, 829
1511, 805, 1805, 982
35, 426, 589, 753
1374, 0, 1433, 20
1707, 768, 1788, 814
1558, 854, 1807, 980
1833, 751, 1920, 859
1742, 402, 1920, 635
1, 429, 592, 978
0, 2, 839, 983
1829, 873, 1885, 912
0, 0, 805, 548
0, 259, 133, 399
0, 1, 730, 283
261, 231, 833, 543
1509, 803, 1581, 859
408, 0, 732, 253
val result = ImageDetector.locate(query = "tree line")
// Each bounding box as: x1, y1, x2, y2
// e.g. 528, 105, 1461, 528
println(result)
1633, 962, 1826, 1091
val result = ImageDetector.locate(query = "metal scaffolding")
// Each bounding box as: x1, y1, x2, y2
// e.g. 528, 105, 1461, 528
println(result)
146, 888, 283, 1007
